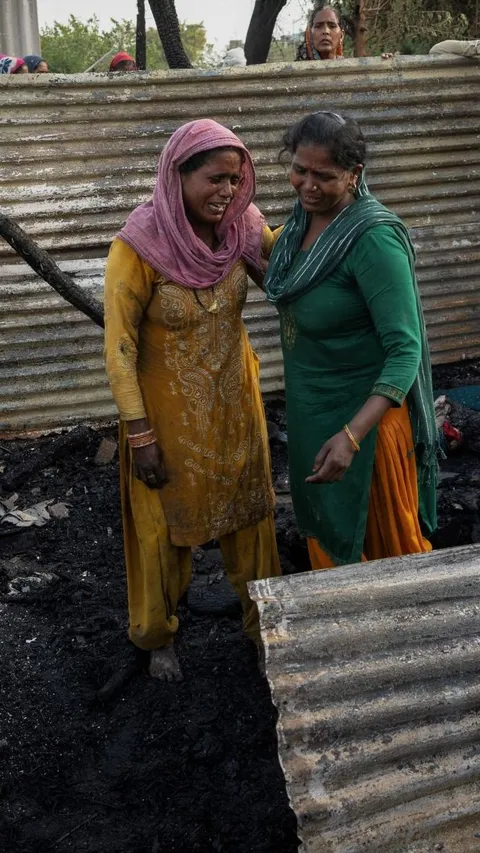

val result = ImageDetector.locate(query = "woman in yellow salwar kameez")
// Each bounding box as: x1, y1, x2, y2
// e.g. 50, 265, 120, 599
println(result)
104, 120, 281, 680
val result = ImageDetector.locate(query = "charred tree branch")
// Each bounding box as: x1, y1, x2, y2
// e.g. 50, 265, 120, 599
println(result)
136, 0, 147, 70
244, 0, 288, 65
147, 0, 192, 68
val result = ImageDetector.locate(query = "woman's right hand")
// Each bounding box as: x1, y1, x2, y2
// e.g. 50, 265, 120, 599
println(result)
132, 442, 167, 489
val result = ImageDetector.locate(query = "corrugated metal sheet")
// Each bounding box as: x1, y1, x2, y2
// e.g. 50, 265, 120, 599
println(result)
249, 544, 480, 853
1, 55, 479, 430
0, 0, 40, 57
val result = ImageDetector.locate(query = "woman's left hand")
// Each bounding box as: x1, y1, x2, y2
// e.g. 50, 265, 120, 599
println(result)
305, 430, 356, 484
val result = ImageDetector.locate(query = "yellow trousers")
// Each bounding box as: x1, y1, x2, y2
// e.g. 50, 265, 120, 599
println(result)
120, 448, 281, 650
308, 403, 432, 570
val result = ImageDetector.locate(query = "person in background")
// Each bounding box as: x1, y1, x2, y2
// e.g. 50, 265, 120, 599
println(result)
109, 52, 137, 72
295, 2, 393, 62
0, 54, 28, 74
221, 47, 247, 68
430, 40, 480, 59
296, 3, 344, 61
104, 119, 280, 681
265, 112, 437, 571
24, 54, 49, 73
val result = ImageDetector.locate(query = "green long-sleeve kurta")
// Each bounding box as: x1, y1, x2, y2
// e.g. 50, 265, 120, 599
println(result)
281, 224, 423, 564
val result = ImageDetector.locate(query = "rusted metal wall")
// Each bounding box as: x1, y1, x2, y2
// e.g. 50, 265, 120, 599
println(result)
1, 55, 479, 430
249, 544, 480, 853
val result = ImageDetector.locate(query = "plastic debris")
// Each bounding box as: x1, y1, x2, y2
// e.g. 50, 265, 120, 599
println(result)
0, 499, 52, 527
0, 497, 71, 528
434, 395, 463, 453
434, 395, 451, 429
441, 420, 463, 451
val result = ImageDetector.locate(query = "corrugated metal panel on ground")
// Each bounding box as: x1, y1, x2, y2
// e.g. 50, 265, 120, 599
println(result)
249, 544, 480, 853
1, 56, 480, 430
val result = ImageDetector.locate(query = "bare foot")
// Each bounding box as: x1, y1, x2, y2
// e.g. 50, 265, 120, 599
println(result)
149, 646, 183, 681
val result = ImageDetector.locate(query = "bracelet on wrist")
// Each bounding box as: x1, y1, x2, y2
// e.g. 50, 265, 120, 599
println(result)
128, 429, 154, 440
128, 432, 156, 449
343, 424, 360, 452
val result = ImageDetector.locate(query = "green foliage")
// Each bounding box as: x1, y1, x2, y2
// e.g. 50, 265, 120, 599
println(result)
366, 0, 470, 55
267, 38, 296, 63
422, 0, 479, 37
40, 15, 215, 74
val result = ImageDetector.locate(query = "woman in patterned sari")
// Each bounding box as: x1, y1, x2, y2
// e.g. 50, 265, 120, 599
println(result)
104, 120, 280, 680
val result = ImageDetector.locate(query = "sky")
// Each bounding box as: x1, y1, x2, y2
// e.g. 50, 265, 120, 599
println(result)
37, 0, 309, 49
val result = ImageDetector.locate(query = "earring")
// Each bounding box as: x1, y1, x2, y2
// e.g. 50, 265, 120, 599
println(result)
348, 182, 357, 194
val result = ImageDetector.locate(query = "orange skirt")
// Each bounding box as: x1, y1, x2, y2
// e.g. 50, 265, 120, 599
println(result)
307, 403, 432, 570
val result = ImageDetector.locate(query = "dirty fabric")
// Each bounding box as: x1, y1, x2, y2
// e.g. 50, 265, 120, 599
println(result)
121, 437, 280, 649
429, 39, 480, 59
308, 402, 432, 568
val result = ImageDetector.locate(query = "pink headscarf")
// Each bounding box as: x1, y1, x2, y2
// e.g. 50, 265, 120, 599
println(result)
117, 119, 265, 289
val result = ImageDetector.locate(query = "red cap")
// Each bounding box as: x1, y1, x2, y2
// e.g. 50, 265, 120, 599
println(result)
109, 52, 137, 71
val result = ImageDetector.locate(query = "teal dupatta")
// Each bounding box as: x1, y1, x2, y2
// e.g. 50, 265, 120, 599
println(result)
264, 177, 438, 534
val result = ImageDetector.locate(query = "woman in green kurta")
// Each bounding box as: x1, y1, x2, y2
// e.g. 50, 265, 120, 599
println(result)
265, 112, 437, 567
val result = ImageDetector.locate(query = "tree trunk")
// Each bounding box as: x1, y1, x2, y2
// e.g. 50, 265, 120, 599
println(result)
244, 0, 288, 65
353, 1, 368, 57
0, 213, 104, 328
136, 0, 147, 70
147, 0, 192, 69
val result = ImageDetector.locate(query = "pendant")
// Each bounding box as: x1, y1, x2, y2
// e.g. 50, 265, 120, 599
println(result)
207, 300, 219, 314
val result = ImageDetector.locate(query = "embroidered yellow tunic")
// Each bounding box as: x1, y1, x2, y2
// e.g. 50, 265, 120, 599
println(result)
104, 236, 275, 547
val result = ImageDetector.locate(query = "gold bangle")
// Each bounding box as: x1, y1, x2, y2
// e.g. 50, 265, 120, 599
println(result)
128, 434, 156, 448
127, 429, 154, 440
343, 424, 360, 452
129, 438, 156, 449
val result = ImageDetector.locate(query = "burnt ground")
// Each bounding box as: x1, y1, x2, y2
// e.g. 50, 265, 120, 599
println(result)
1, 368, 480, 853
